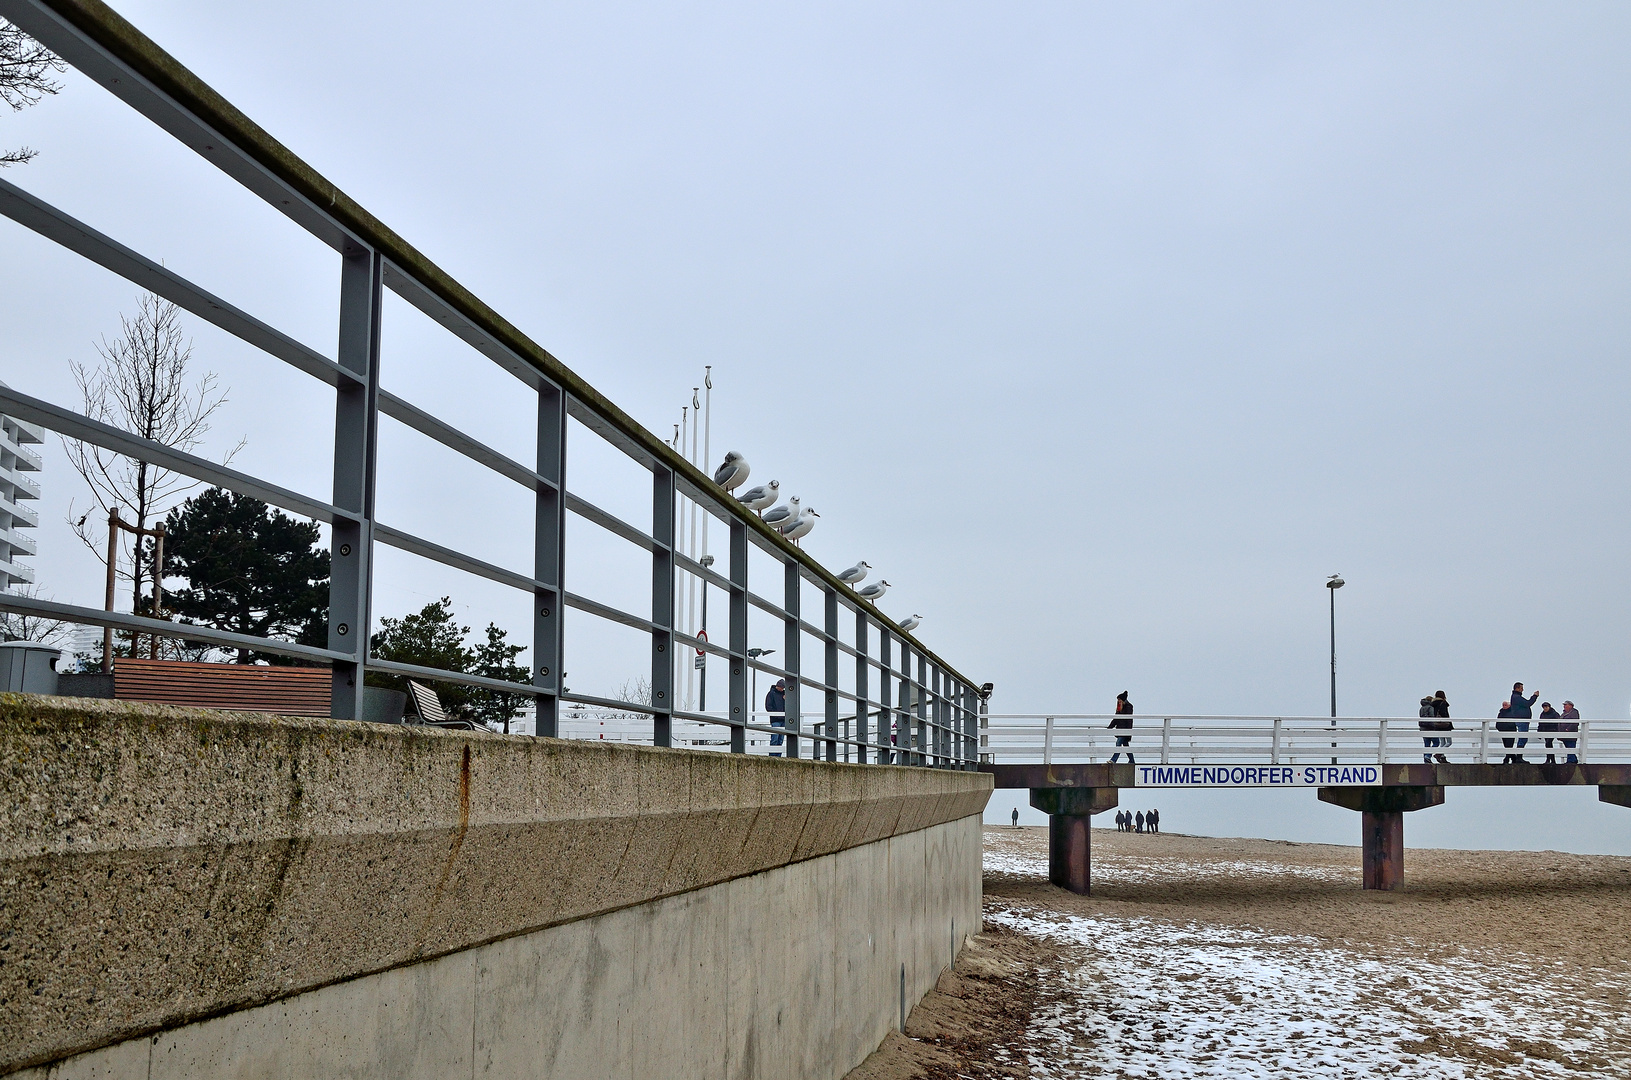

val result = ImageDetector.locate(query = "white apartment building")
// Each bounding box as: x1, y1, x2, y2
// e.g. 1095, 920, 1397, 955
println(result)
0, 382, 43, 590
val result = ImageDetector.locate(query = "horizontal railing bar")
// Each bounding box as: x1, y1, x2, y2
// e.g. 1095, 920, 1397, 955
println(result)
0, 593, 354, 664
559, 691, 660, 715
565, 592, 654, 634
0, 177, 353, 388
374, 522, 541, 595
0, 385, 352, 526
673, 551, 736, 594
378, 391, 552, 493
564, 491, 656, 552
366, 657, 551, 699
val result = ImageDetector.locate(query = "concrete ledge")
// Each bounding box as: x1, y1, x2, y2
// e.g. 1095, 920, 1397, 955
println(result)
0, 694, 991, 1073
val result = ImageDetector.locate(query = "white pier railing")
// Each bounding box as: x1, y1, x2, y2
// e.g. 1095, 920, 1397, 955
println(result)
983, 715, 1631, 766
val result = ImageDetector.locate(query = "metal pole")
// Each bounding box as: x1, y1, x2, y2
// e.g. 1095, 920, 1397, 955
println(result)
699, 554, 711, 711
328, 245, 381, 721
729, 520, 747, 753
149, 523, 165, 659
652, 462, 675, 747
1330, 585, 1337, 719
103, 508, 119, 671
824, 586, 838, 762
855, 607, 869, 764
534, 382, 567, 737
688, 388, 699, 709
784, 560, 800, 759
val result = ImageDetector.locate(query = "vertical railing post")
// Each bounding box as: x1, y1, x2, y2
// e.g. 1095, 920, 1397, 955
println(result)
878, 626, 893, 764
854, 607, 869, 764
728, 519, 747, 753
329, 245, 382, 721
532, 382, 566, 736
1044, 716, 1055, 765
1272, 717, 1282, 764
916, 653, 929, 767
824, 586, 838, 762
931, 666, 943, 767
1378, 718, 1388, 764
1161, 717, 1172, 764
1478, 719, 1490, 765
651, 464, 675, 747
897, 641, 913, 765
784, 560, 801, 759
1578, 719, 1590, 763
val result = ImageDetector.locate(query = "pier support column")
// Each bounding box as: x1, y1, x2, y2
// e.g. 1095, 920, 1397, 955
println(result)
1318, 786, 1444, 891
1030, 787, 1118, 895
1599, 786, 1631, 808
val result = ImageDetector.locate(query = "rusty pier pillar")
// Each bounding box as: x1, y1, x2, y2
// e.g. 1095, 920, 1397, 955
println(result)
1030, 787, 1119, 895
1318, 785, 1444, 890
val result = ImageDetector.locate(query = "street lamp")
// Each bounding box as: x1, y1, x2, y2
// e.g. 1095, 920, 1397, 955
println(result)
1327, 574, 1344, 763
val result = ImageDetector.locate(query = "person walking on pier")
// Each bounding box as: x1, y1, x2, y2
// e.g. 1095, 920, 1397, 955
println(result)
1109, 690, 1135, 763
765, 679, 786, 757
1560, 701, 1581, 763
1420, 691, 1452, 763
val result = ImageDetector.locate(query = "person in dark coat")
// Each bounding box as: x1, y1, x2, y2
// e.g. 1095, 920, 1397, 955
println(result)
1109, 690, 1135, 764
1505, 682, 1537, 763
1149, 808, 1160, 833
1538, 701, 1562, 762
765, 679, 786, 757
1420, 691, 1452, 763
1560, 701, 1581, 763
1135, 810, 1145, 833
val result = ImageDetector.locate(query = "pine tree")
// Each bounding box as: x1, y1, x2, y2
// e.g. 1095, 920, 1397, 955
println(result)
368, 597, 530, 728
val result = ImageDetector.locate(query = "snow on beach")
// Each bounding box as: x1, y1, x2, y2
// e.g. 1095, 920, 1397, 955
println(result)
979, 827, 1631, 1078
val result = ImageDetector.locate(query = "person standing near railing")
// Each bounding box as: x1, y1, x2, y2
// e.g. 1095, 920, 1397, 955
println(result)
1538, 701, 1563, 763
1420, 691, 1452, 763
1504, 682, 1538, 764
1559, 701, 1581, 763
1109, 690, 1135, 763
765, 679, 786, 758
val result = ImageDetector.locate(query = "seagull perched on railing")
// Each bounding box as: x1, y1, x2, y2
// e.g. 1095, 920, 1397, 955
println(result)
761, 496, 798, 533
781, 507, 818, 544
856, 579, 890, 601
897, 614, 921, 632
736, 480, 778, 516
838, 561, 870, 585
713, 451, 749, 491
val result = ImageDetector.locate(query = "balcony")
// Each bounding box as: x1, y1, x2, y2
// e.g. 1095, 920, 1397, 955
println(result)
0, 496, 40, 529
2, 416, 44, 445
7, 440, 42, 472
0, 527, 38, 556
0, 465, 41, 501
0, 556, 36, 586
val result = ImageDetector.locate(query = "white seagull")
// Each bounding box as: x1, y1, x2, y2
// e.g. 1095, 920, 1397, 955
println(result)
713, 451, 749, 491
896, 614, 922, 632
736, 480, 779, 515
856, 579, 891, 601
837, 561, 871, 585
760, 496, 799, 533
781, 507, 818, 544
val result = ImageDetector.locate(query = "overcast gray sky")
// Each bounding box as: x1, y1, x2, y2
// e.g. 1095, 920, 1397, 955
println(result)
5, 2, 1631, 852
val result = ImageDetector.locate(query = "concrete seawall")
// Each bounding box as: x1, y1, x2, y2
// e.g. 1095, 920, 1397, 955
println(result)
0, 695, 991, 1078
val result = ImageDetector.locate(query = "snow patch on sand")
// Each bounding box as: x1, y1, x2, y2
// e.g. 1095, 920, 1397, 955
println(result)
987, 905, 1631, 1079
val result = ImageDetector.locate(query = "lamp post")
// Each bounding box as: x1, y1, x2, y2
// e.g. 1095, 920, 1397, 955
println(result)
1327, 573, 1344, 762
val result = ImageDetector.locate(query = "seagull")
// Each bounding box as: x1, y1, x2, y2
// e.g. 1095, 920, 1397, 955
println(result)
760, 496, 799, 533
713, 451, 749, 491
896, 614, 922, 632
837, 561, 871, 585
781, 507, 818, 544
736, 480, 779, 515
856, 579, 890, 601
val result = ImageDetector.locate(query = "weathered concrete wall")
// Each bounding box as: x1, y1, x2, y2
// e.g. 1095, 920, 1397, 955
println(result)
0, 695, 990, 1077
12, 816, 981, 1080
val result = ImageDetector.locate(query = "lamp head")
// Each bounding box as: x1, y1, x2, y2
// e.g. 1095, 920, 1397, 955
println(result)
1327, 574, 1345, 590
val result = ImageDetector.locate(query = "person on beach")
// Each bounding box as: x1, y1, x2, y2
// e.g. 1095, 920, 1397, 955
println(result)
1115, 810, 1124, 831
1149, 808, 1160, 833
1109, 690, 1135, 763
1135, 810, 1145, 833
1560, 701, 1581, 763
1011, 807, 1019, 828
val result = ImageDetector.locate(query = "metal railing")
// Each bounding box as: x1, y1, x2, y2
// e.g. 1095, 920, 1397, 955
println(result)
985, 715, 1630, 766
0, 0, 982, 768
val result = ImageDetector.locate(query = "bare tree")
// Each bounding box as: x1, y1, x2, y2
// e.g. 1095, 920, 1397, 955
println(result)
64, 293, 242, 619
0, 19, 65, 167
0, 584, 73, 645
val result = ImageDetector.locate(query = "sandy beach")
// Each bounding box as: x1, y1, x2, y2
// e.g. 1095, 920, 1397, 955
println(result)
847, 825, 1631, 1078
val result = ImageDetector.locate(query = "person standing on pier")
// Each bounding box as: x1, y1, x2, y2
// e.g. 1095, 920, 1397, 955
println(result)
1538, 701, 1563, 763
765, 679, 786, 757
1560, 701, 1581, 763
1109, 690, 1135, 763
1506, 682, 1538, 763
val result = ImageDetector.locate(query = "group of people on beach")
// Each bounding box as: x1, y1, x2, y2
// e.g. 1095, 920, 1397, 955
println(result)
1419, 683, 1581, 764
1115, 808, 1158, 833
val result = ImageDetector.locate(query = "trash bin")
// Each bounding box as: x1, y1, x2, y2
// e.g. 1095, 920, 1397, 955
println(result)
0, 641, 63, 695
